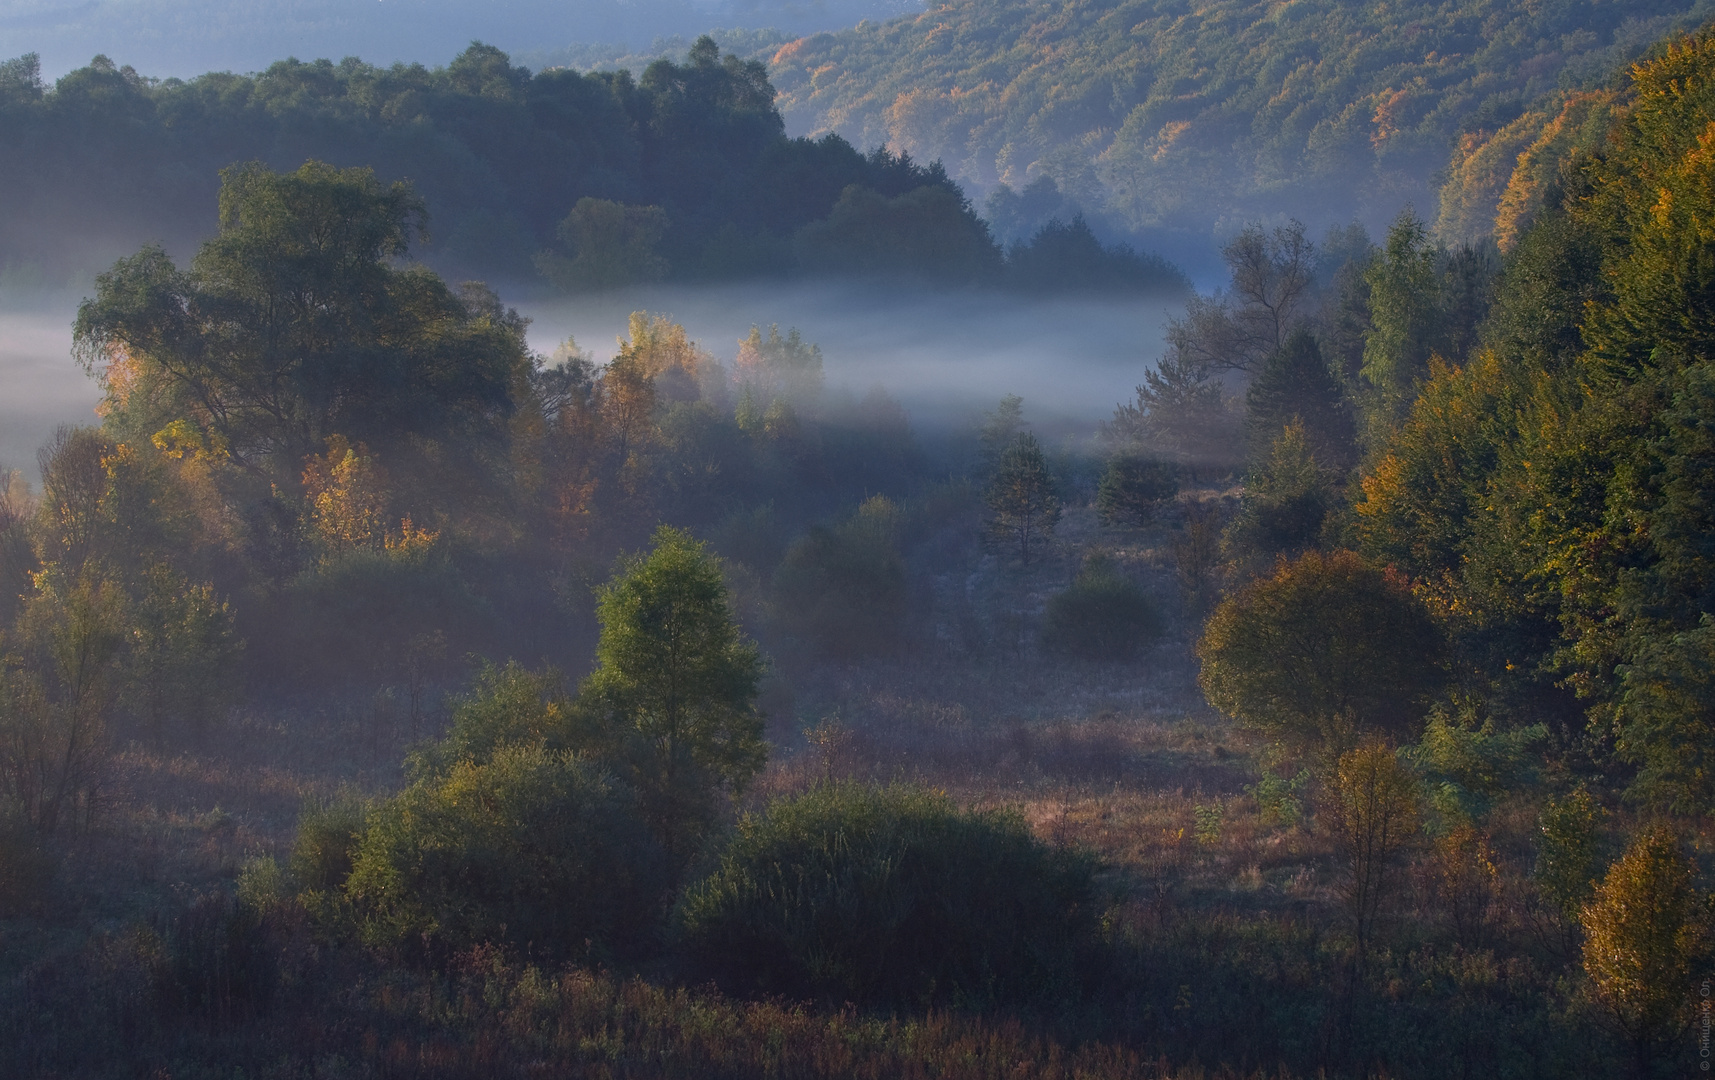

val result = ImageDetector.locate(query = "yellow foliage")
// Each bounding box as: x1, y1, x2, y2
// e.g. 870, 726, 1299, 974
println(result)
1582, 823, 1711, 1063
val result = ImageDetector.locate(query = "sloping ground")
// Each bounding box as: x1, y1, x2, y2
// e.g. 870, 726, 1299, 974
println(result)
767, 0, 1714, 238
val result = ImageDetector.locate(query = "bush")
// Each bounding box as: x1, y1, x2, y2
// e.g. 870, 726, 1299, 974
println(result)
290, 793, 370, 896
344, 744, 668, 964
1096, 455, 1178, 526
679, 783, 1097, 1009
1040, 556, 1160, 661
771, 497, 908, 658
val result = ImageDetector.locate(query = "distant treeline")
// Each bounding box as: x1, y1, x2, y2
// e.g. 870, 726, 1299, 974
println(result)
0, 41, 1186, 294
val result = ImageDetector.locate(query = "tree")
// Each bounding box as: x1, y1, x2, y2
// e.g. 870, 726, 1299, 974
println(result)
535, 197, 670, 292
0, 567, 129, 833
1162, 220, 1315, 375
1326, 740, 1421, 963
770, 497, 907, 659
678, 782, 1096, 1009
1535, 786, 1605, 930
1361, 208, 1442, 421
1581, 823, 1712, 1077
1224, 420, 1337, 566
1245, 329, 1355, 470
1197, 550, 1445, 758
580, 526, 766, 855
1096, 455, 1178, 526
1040, 555, 1160, 661
1107, 354, 1241, 473
985, 433, 1060, 565
73, 161, 530, 477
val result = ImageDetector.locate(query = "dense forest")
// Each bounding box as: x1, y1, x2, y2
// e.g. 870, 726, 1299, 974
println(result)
0, 40, 1183, 294
4, 7, 1715, 1080
768, 0, 1715, 244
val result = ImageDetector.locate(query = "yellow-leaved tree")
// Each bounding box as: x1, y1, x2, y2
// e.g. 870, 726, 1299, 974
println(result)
1581, 822, 1711, 1077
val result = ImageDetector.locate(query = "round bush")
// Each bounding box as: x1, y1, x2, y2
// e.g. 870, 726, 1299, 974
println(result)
1040, 557, 1160, 661
679, 783, 1097, 1009
344, 744, 668, 963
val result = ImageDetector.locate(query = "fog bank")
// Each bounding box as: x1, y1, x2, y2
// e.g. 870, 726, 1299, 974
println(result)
518, 282, 1175, 442
0, 297, 98, 474
0, 282, 1177, 481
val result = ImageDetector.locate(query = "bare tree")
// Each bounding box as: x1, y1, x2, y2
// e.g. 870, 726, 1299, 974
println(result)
1163, 220, 1316, 375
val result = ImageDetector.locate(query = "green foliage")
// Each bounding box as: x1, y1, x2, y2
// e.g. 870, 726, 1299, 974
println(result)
1107, 354, 1241, 472
1245, 329, 1355, 471
771, 497, 908, 659
1404, 699, 1545, 828
124, 565, 241, 742
74, 160, 532, 478
1198, 550, 1445, 758
1004, 216, 1189, 294
1224, 420, 1338, 565
536, 197, 670, 291
794, 183, 1003, 283
289, 793, 370, 897
345, 743, 668, 963
985, 432, 1060, 565
1040, 555, 1160, 662
1327, 740, 1423, 959
582, 526, 766, 853
679, 782, 1097, 1009
1095, 455, 1178, 527
412, 660, 581, 778
1534, 786, 1605, 927
1247, 769, 1310, 829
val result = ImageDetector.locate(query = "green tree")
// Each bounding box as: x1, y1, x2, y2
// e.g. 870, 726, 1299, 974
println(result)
125, 565, 241, 744
771, 496, 907, 659
1581, 823, 1712, 1077
1040, 554, 1160, 661
1534, 786, 1605, 930
73, 161, 530, 476
1198, 550, 1445, 759
536, 197, 670, 292
985, 433, 1060, 565
1225, 420, 1338, 565
1095, 455, 1178, 526
581, 526, 766, 855
1362, 208, 1443, 425
1245, 328, 1355, 471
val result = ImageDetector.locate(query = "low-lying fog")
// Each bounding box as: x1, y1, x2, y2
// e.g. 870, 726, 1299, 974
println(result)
0, 282, 1179, 476
519, 283, 1177, 441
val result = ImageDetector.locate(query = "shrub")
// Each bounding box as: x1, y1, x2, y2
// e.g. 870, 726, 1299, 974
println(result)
1198, 549, 1445, 758
1096, 455, 1178, 526
1040, 556, 1160, 661
771, 497, 908, 658
679, 783, 1098, 1009
290, 793, 370, 896
344, 744, 668, 964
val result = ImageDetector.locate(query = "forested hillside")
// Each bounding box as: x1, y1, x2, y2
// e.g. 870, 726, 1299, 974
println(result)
768, 0, 1715, 244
